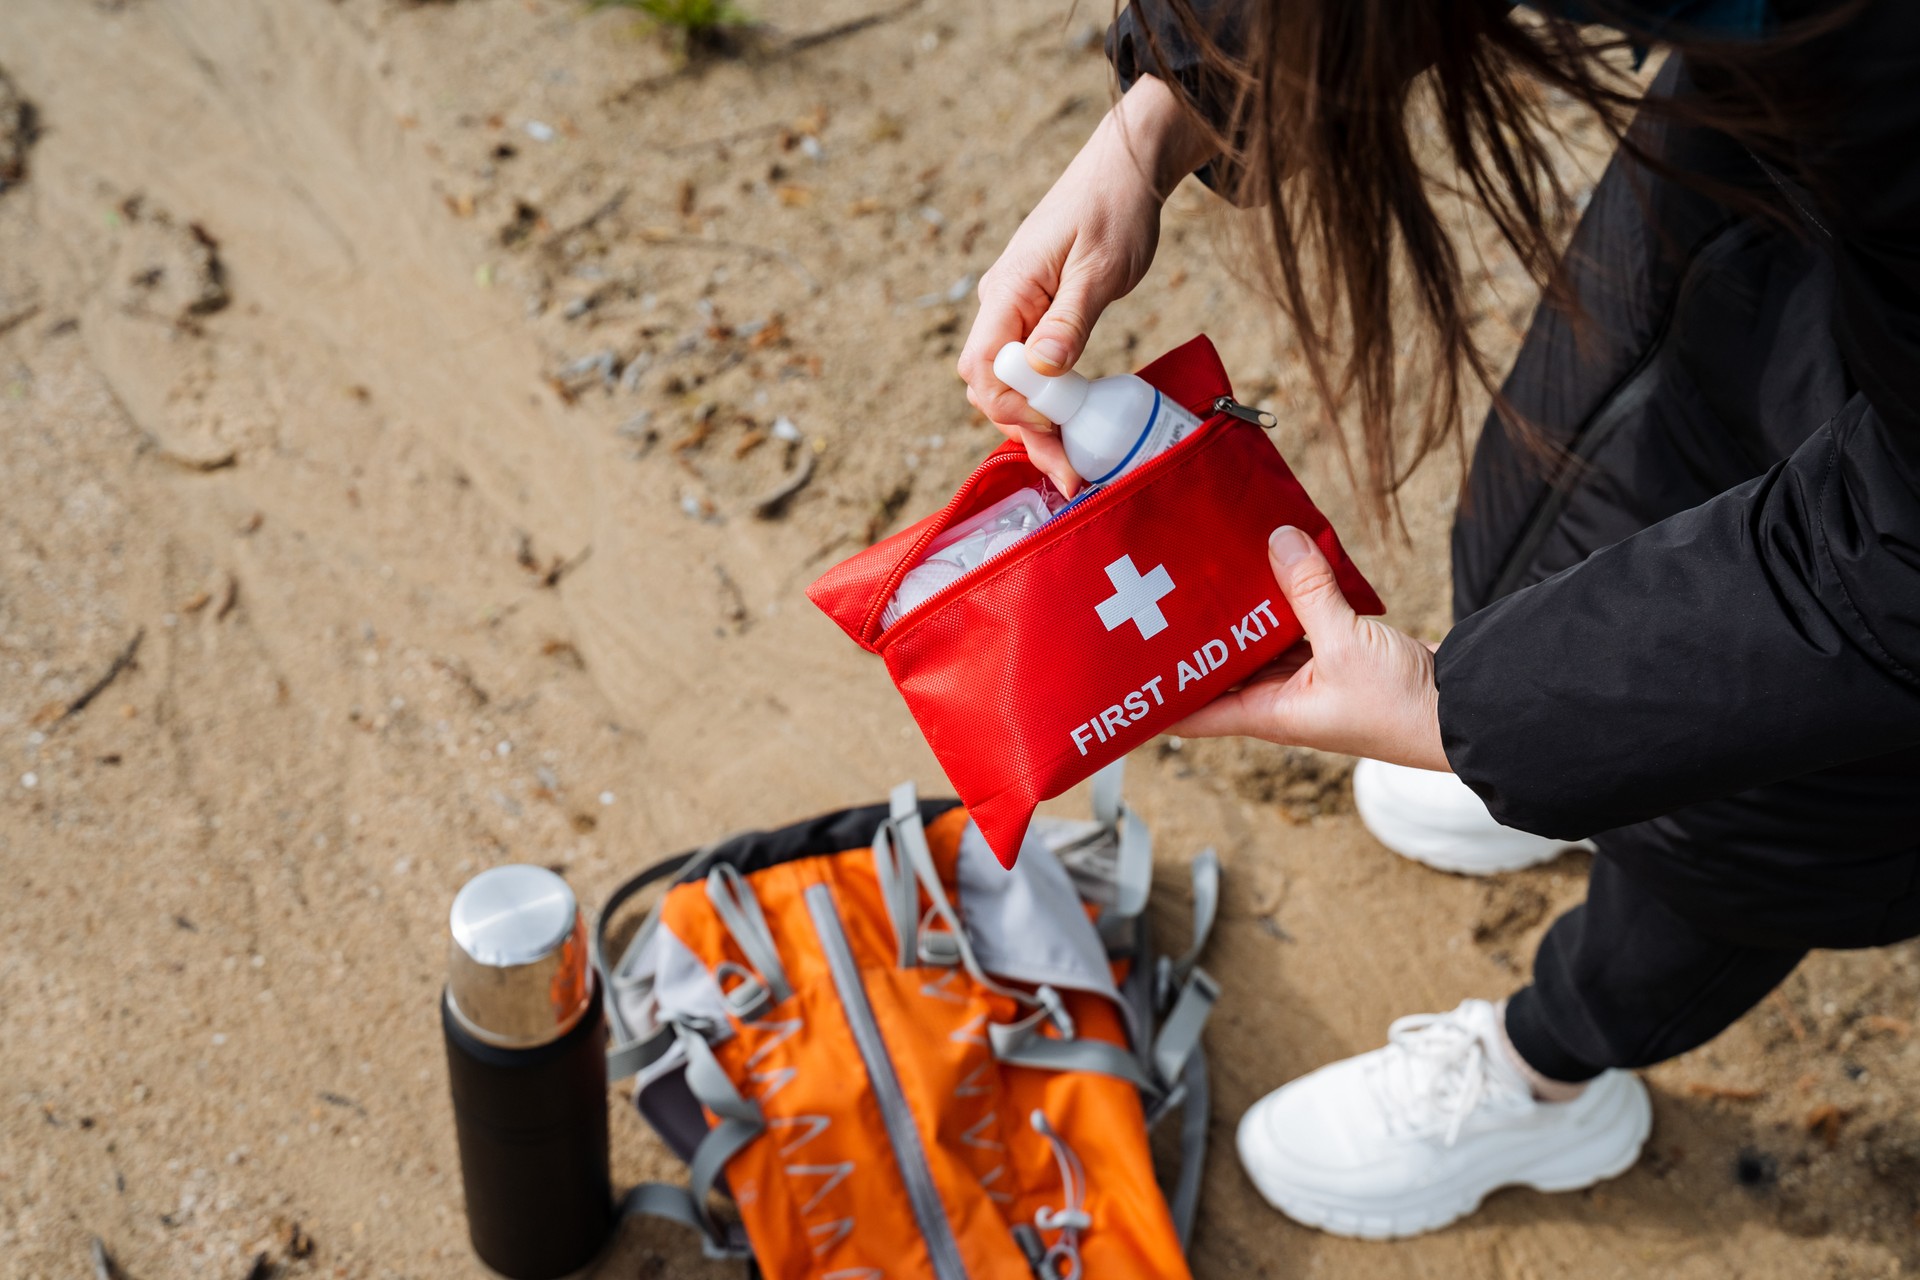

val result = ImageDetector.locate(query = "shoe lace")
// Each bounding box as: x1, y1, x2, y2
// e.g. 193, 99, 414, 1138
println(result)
1370, 1011, 1525, 1148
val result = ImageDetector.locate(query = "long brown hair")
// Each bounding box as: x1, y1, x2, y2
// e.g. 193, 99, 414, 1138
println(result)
1137, 0, 1845, 521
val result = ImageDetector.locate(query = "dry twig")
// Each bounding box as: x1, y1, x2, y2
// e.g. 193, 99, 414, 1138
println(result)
56, 629, 144, 728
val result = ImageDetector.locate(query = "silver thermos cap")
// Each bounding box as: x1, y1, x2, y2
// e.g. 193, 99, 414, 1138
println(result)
446, 865, 592, 1049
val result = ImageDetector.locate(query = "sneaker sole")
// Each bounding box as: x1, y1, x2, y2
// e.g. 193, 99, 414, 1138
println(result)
1243, 1072, 1653, 1241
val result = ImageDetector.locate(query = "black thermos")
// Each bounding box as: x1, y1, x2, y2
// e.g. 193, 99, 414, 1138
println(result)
443, 865, 614, 1279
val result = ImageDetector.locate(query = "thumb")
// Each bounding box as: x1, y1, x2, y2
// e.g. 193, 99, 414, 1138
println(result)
1268, 525, 1355, 648
1025, 256, 1114, 375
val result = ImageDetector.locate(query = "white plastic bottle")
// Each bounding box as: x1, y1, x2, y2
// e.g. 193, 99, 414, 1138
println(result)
994, 341, 1203, 486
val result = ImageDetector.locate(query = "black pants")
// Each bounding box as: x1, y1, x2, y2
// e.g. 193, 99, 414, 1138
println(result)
1452, 60, 1920, 1082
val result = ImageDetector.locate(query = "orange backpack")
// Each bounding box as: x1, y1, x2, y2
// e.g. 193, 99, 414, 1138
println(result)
595, 765, 1219, 1277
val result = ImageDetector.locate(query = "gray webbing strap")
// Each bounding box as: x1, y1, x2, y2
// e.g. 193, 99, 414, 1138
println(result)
1090, 758, 1125, 826
686, 1118, 761, 1247
872, 818, 920, 968
677, 1025, 765, 1250
614, 1025, 764, 1258
616, 1182, 753, 1261
1113, 806, 1153, 920
1169, 1046, 1210, 1250
887, 782, 1044, 1014
680, 1023, 762, 1126
1088, 759, 1151, 922
594, 841, 729, 1055
1168, 847, 1220, 984
989, 1015, 1157, 1093
607, 1024, 675, 1085
1151, 967, 1218, 1091
705, 863, 792, 1006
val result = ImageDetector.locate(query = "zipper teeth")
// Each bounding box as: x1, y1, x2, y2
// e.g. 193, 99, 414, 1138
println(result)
805, 884, 969, 1280
858, 449, 1030, 643
872, 406, 1238, 648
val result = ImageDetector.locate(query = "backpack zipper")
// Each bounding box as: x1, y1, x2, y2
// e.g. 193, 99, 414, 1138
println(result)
805, 884, 970, 1280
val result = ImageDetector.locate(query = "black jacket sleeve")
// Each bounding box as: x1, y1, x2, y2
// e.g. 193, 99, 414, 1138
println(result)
1437, 396, 1920, 838
1105, 0, 1248, 198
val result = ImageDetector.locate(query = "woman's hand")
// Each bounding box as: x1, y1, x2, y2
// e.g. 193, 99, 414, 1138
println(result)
958, 75, 1214, 494
1170, 526, 1452, 772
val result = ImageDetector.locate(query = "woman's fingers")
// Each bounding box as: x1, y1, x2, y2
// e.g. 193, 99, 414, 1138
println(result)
1266, 525, 1357, 653
1015, 426, 1082, 496
1024, 246, 1114, 376
1168, 525, 1448, 769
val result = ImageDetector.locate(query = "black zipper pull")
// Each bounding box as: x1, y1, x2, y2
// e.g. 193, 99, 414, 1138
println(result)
1213, 396, 1277, 429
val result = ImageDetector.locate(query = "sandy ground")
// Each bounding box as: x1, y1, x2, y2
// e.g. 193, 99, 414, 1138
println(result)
0, 2, 1915, 1277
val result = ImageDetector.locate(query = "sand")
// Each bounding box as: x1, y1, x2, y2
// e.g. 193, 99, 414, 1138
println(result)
0, 1, 1914, 1276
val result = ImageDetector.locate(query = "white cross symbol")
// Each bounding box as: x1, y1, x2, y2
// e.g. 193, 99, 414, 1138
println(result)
1096, 555, 1175, 640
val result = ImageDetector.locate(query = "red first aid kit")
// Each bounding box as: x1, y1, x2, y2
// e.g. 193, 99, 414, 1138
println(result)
809, 335, 1383, 867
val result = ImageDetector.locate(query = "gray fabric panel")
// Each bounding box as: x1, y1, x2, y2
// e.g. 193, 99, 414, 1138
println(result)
954, 822, 1120, 1004
642, 925, 736, 1049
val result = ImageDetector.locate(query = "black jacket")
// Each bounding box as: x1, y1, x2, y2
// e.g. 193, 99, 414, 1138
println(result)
1109, 2, 1920, 862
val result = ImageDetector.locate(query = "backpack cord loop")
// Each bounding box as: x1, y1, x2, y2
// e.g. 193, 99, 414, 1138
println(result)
1030, 1108, 1091, 1280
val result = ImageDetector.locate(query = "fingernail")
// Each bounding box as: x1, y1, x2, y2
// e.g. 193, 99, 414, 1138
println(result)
1029, 338, 1070, 372
1269, 526, 1312, 566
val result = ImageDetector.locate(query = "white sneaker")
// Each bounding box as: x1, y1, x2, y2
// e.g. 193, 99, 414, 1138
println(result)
1236, 999, 1651, 1240
1352, 758, 1593, 875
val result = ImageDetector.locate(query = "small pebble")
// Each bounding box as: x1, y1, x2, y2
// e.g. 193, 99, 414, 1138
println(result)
772, 416, 802, 443
496, 740, 513, 757
524, 120, 556, 143
20, 772, 36, 788
598, 790, 615, 806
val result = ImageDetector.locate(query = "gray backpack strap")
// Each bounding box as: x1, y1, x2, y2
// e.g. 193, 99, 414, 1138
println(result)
607, 1024, 675, 1085
872, 814, 920, 967
1167, 1046, 1210, 1249
1150, 968, 1219, 1094
680, 1026, 766, 1249
616, 1182, 753, 1261
1167, 847, 1220, 985
705, 864, 793, 1014
594, 844, 725, 1075
886, 782, 1055, 1020
613, 1023, 763, 1261
1090, 758, 1126, 826
987, 988, 1159, 1093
